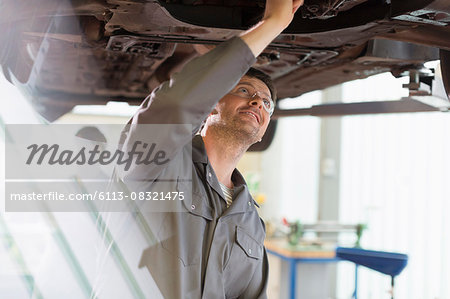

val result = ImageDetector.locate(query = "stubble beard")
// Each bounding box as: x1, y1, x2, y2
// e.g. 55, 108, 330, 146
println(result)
210, 115, 261, 148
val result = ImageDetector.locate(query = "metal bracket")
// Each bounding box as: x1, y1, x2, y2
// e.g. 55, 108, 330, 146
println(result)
401, 67, 435, 96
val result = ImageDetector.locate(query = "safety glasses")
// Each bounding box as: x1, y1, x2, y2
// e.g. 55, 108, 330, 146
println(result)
229, 84, 274, 116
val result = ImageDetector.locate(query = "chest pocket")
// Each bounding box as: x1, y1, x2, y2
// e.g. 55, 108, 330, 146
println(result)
223, 226, 264, 298
235, 227, 263, 259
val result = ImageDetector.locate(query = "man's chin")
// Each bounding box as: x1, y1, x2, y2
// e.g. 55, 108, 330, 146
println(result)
235, 128, 261, 145
219, 119, 263, 144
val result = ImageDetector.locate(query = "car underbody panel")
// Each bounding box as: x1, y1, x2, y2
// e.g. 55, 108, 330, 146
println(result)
0, 0, 449, 121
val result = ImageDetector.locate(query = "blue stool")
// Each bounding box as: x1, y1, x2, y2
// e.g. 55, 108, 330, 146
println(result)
336, 247, 408, 299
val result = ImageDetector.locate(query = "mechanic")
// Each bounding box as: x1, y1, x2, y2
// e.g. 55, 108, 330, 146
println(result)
117, 0, 304, 297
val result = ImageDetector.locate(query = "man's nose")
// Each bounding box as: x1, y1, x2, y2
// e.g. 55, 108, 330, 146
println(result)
249, 94, 264, 109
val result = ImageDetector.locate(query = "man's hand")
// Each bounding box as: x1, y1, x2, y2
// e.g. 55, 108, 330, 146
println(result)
263, 0, 304, 29
240, 0, 304, 57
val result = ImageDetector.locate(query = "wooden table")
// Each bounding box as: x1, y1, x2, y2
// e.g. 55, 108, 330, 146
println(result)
264, 239, 339, 299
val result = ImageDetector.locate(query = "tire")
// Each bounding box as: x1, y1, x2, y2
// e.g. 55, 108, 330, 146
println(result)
439, 49, 450, 100
248, 120, 277, 152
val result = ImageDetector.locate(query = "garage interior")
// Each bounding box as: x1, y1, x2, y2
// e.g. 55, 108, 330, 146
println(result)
1, 0, 450, 297
1, 58, 449, 298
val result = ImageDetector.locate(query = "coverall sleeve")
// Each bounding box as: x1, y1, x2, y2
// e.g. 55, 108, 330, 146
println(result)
117, 37, 256, 181
131, 36, 256, 132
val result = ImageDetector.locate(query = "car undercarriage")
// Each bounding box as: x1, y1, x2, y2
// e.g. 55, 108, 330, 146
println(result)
1, 0, 449, 128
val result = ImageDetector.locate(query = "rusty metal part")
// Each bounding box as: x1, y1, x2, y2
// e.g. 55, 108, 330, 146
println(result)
364, 39, 439, 62
1, 0, 450, 123
257, 49, 339, 80
378, 23, 450, 51
81, 17, 104, 42
273, 39, 439, 99
300, 0, 368, 19
393, 10, 449, 26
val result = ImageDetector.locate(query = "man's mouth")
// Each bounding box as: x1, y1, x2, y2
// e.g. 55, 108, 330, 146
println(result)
239, 110, 260, 123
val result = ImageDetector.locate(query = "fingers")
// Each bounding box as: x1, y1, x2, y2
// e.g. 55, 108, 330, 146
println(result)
261, 0, 303, 30
292, 0, 304, 14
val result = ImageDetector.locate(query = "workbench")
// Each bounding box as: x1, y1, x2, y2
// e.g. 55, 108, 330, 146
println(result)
265, 239, 408, 299
264, 239, 339, 299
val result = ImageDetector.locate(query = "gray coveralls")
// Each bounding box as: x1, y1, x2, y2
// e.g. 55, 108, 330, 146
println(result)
119, 36, 269, 299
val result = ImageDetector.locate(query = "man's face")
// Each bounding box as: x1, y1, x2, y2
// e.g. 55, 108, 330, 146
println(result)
208, 76, 272, 143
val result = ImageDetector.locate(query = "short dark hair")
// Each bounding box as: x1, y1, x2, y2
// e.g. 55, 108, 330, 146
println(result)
243, 67, 277, 104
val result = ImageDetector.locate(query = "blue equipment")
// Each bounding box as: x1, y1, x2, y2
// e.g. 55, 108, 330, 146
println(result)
336, 247, 408, 299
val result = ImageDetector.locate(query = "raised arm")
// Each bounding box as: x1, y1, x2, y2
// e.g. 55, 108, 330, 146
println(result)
240, 0, 304, 57
118, 0, 303, 181
130, 0, 304, 132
